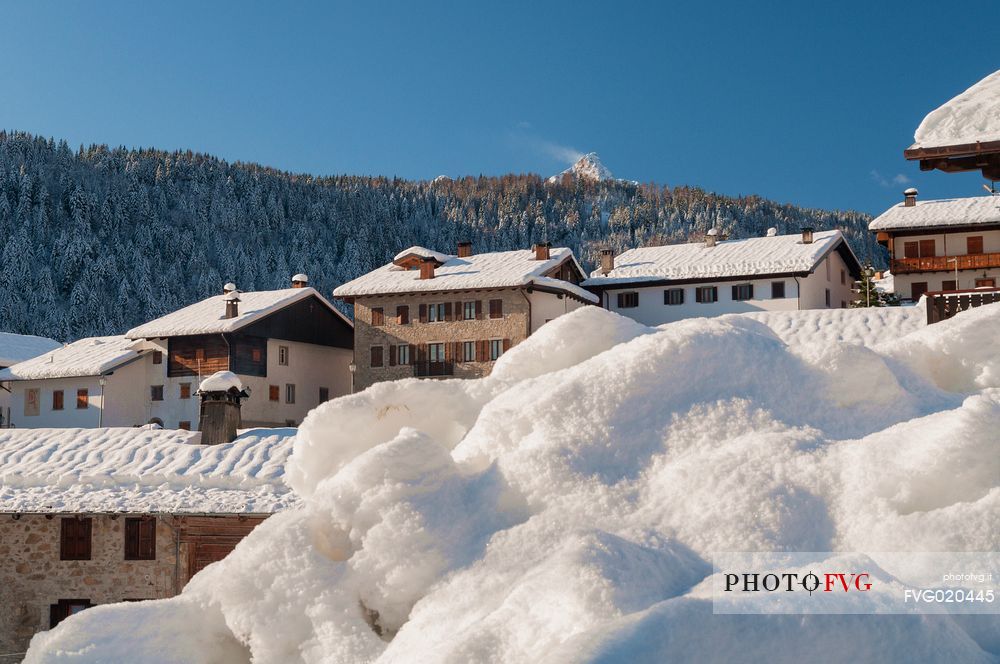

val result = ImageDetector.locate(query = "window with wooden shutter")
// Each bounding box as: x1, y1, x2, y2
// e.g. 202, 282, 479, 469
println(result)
150, 385, 164, 401
489, 299, 503, 318
52, 390, 64, 411
771, 281, 786, 299
125, 517, 156, 560
475, 340, 487, 362
502, 338, 511, 353
50, 599, 94, 629
903, 241, 919, 259
663, 289, 684, 305
152, 351, 163, 365
371, 307, 384, 326
180, 383, 191, 399
911, 282, 928, 300
695, 287, 717, 303
444, 302, 453, 322
389, 345, 397, 366
60, 517, 92, 560
251, 348, 262, 363
269, 385, 279, 401
967, 236, 984, 255
179, 421, 191, 430
462, 341, 475, 362
397, 344, 410, 365
397, 305, 410, 325
371, 346, 384, 368
918, 239, 936, 257
475, 300, 483, 320
942, 280, 957, 291
419, 303, 428, 323
732, 284, 753, 301
76, 389, 89, 409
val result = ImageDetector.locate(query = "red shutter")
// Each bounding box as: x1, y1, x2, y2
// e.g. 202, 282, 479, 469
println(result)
475, 300, 483, 320
139, 519, 156, 560
503, 338, 511, 352
456, 301, 463, 320
125, 519, 139, 559
398, 305, 409, 325
444, 302, 453, 322
389, 345, 397, 366
445, 342, 453, 362
419, 304, 428, 323
476, 341, 485, 362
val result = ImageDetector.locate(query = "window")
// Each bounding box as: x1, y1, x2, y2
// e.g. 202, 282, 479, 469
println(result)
50, 599, 93, 629
463, 341, 476, 362
463, 301, 476, 320
824, 288, 831, 307
24, 388, 40, 416
942, 280, 957, 291
732, 284, 754, 301
968, 236, 984, 255
397, 344, 410, 366
150, 385, 164, 401
489, 339, 504, 361
428, 303, 446, 322
285, 384, 296, 404
179, 383, 191, 399
269, 385, 280, 402
840, 269, 846, 285
489, 299, 504, 318
428, 343, 446, 362
179, 421, 191, 430
251, 348, 262, 363
152, 351, 163, 365
370, 346, 384, 368
319, 387, 330, 403
124, 517, 156, 560
903, 241, 919, 259
663, 289, 684, 305
278, 346, 289, 366
60, 517, 92, 560
911, 282, 928, 300
397, 305, 410, 325
919, 239, 936, 258
975, 277, 996, 288
771, 281, 786, 299
52, 390, 64, 411
617, 292, 639, 308
371, 307, 384, 326
76, 389, 89, 409
695, 286, 717, 303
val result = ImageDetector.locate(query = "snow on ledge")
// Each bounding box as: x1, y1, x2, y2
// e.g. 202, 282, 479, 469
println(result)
913, 69, 1000, 149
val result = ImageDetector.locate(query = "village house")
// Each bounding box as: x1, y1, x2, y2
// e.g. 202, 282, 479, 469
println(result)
0, 425, 296, 655
332, 243, 596, 391
0, 276, 354, 430
869, 190, 1000, 302
0, 332, 62, 428
582, 228, 861, 326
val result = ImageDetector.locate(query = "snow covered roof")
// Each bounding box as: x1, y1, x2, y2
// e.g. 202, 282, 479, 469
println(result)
584, 230, 856, 286
0, 427, 297, 514
0, 332, 62, 367
911, 69, 1000, 150
0, 336, 143, 381
869, 195, 1000, 231
125, 286, 350, 339
333, 247, 598, 303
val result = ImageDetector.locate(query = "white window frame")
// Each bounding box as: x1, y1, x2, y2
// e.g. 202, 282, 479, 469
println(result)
428, 342, 446, 362
285, 383, 296, 404
489, 339, 503, 361
278, 345, 290, 366
463, 301, 476, 320
397, 344, 410, 365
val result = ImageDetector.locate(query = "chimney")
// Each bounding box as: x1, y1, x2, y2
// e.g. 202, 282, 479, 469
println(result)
766, 227, 777, 237
534, 242, 551, 260
801, 227, 814, 244
600, 249, 615, 275
705, 228, 719, 247
457, 241, 473, 258
223, 282, 237, 294
903, 187, 918, 207
419, 257, 436, 280
291, 273, 309, 288
224, 291, 240, 318
196, 372, 248, 445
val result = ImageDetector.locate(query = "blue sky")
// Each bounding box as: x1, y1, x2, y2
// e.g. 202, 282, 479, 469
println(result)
0, 1, 995, 214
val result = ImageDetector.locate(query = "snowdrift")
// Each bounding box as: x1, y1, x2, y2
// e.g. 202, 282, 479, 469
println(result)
25, 305, 1000, 663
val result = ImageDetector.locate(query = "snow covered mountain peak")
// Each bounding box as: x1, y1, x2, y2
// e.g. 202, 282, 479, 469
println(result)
548, 152, 613, 183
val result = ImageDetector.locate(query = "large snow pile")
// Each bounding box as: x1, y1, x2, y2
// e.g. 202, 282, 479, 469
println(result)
914, 69, 1000, 149
25, 305, 1000, 663
735, 303, 923, 347
0, 427, 297, 513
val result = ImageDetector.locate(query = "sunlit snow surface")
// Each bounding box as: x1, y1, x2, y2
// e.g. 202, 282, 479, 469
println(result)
26, 305, 1000, 663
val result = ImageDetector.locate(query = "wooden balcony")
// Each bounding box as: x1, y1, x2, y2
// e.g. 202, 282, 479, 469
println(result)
891, 253, 1000, 274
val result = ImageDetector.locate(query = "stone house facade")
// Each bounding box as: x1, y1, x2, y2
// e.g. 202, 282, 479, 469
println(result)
0, 512, 266, 655
334, 243, 597, 391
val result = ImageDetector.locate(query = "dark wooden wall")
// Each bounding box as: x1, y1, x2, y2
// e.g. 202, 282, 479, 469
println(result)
168, 335, 229, 377
240, 295, 353, 349
230, 335, 267, 377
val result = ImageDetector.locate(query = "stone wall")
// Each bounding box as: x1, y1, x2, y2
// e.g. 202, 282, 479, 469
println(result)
353, 288, 531, 390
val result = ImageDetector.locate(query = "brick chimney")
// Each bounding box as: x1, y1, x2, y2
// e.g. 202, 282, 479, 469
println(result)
196, 372, 248, 445
419, 257, 436, 280
903, 187, 918, 207
534, 242, 551, 260
457, 241, 473, 258
291, 273, 309, 288
224, 291, 240, 318
600, 249, 615, 275
801, 227, 814, 244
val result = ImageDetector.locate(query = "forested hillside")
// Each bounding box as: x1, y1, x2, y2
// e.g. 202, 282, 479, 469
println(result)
0, 131, 883, 340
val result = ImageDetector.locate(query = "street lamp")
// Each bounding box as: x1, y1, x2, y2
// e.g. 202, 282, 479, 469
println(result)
863, 265, 875, 307
348, 362, 357, 394
98, 375, 107, 427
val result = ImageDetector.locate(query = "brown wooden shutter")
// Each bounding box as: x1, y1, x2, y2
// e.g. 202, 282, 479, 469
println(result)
968, 236, 984, 255
444, 302, 453, 322
139, 519, 156, 560
903, 241, 919, 259
503, 338, 511, 352
398, 305, 409, 324
918, 239, 936, 257
475, 340, 485, 362
417, 343, 428, 362
125, 518, 139, 559
418, 304, 428, 323
371, 308, 384, 326
475, 300, 483, 320
444, 342, 453, 362
488, 299, 503, 318
389, 345, 397, 366
61, 517, 92, 560
455, 301, 463, 320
